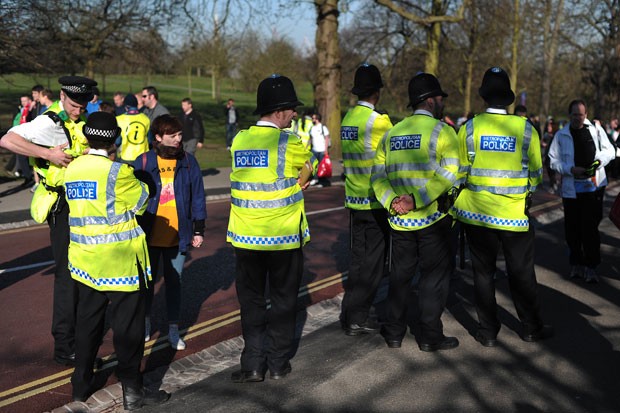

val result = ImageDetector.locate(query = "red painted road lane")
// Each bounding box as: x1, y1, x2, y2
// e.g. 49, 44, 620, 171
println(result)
0, 185, 348, 413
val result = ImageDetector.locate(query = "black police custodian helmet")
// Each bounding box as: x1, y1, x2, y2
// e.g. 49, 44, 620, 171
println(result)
58, 75, 97, 105
351, 63, 383, 96
478, 67, 515, 106
253, 74, 303, 116
82, 112, 121, 144
408, 72, 448, 107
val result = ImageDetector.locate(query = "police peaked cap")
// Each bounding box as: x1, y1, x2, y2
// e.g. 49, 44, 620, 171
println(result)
58, 75, 97, 105
478, 67, 515, 106
82, 112, 121, 144
408, 72, 448, 107
253, 74, 303, 116
351, 63, 384, 96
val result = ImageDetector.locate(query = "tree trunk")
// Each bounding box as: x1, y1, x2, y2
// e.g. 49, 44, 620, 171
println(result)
539, 0, 564, 123
187, 67, 193, 98
425, 0, 443, 75
509, 0, 520, 114
315, 0, 341, 159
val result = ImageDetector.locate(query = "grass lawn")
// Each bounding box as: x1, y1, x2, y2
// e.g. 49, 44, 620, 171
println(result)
0, 73, 317, 169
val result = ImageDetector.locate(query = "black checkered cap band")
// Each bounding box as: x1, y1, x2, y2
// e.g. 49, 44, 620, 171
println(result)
84, 125, 117, 139
62, 84, 89, 94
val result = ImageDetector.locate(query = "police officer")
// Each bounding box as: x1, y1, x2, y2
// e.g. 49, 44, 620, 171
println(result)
454, 67, 553, 347
227, 74, 317, 382
371, 73, 460, 351
340, 63, 393, 336
0, 76, 96, 366
65, 112, 169, 409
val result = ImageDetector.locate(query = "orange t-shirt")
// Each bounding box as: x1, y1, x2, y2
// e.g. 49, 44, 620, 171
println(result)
150, 157, 179, 247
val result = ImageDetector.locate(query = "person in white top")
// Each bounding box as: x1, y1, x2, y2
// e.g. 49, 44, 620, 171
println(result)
309, 113, 330, 186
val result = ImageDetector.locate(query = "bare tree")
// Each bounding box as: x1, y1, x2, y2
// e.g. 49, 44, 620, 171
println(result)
538, 0, 565, 123
374, 0, 468, 75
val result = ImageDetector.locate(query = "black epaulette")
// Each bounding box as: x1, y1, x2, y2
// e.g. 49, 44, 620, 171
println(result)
46, 112, 73, 149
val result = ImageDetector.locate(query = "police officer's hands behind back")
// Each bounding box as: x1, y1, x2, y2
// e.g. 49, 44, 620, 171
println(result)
391, 194, 414, 215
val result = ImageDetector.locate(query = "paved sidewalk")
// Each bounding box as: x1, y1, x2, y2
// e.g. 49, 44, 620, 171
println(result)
47, 185, 620, 413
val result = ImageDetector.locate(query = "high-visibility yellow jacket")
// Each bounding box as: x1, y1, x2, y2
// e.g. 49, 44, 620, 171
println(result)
341, 102, 393, 210
64, 153, 151, 291
40, 104, 89, 188
454, 110, 543, 231
371, 111, 460, 231
227, 125, 317, 250
116, 113, 150, 162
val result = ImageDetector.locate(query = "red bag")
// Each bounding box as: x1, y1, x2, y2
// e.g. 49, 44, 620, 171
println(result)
317, 153, 332, 178
610, 192, 620, 230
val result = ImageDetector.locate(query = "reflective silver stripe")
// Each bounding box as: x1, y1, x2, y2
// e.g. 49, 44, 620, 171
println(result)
70, 227, 145, 244
132, 183, 149, 215
364, 112, 379, 152
232, 178, 297, 192
530, 168, 543, 178
342, 152, 375, 161
231, 191, 303, 209
436, 167, 456, 182
390, 177, 429, 188
70, 215, 130, 226
418, 186, 431, 205
466, 119, 475, 162
522, 122, 532, 171
470, 168, 528, 178
427, 122, 443, 170
106, 162, 122, 222
346, 165, 373, 175
441, 157, 459, 166
276, 131, 288, 178
458, 165, 470, 173
370, 164, 386, 183
466, 183, 528, 195
386, 163, 435, 173
380, 189, 397, 207
529, 184, 539, 192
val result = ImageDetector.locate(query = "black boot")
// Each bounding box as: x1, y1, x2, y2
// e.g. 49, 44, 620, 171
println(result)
122, 384, 170, 411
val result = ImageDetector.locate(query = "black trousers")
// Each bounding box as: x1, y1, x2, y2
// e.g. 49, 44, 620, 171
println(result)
383, 216, 452, 343
562, 188, 605, 269
464, 224, 543, 338
234, 247, 303, 373
341, 209, 389, 325
48, 198, 78, 357
72, 278, 146, 399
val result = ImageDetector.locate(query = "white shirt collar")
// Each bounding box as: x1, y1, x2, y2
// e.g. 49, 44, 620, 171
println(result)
486, 108, 507, 114
88, 148, 109, 156
414, 109, 434, 117
256, 120, 279, 129
357, 101, 375, 110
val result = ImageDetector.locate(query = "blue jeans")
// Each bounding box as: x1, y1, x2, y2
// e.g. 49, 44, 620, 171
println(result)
226, 123, 237, 147
146, 246, 186, 324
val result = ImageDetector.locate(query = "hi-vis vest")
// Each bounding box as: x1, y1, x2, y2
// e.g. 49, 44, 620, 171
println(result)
341, 103, 392, 210
64, 154, 151, 291
454, 112, 543, 232
117, 113, 150, 162
227, 126, 317, 251
371, 113, 460, 231
285, 117, 312, 150
38, 103, 89, 188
